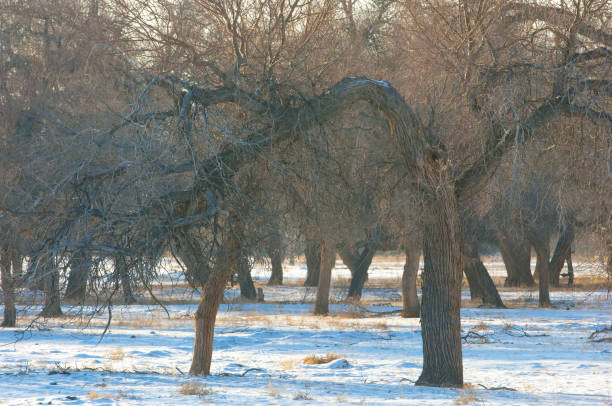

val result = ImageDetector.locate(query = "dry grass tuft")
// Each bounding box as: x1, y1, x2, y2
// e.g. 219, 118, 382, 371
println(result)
86, 390, 127, 400
454, 389, 481, 404
374, 321, 389, 330
302, 353, 342, 365
178, 381, 212, 397
473, 322, 490, 331
294, 392, 313, 400
281, 358, 299, 370
267, 383, 283, 398
105, 348, 125, 361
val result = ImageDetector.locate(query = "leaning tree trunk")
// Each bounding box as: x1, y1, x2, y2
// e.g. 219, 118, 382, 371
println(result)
190, 221, 242, 376
1, 247, 16, 327
401, 240, 421, 318
463, 244, 505, 308
549, 225, 574, 287
237, 254, 256, 300
314, 242, 335, 315
497, 234, 534, 287
416, 174, 463, 387
304, 239, 321, 287
531, 239, 551, 307
40, 256, 63, 318
266, 231, 284, 285
65, 250, 90, 301
340, 244, 376, 301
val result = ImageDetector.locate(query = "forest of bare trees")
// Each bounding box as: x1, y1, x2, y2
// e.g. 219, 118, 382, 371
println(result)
0, 0, 610, 389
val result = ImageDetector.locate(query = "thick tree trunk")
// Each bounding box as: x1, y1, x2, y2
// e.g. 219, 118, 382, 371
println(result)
1, 248, 16, 327
266, 231, 283, 285
40, 257, 63, 318
416, 177, 463, 387
497, 234, 534, 287
314, 243, 335, 315
190, 222, 241, 376
340, 244, 376, 301
237, 255, 256, 300
549, 225, 574, 287
532, 240, 551, 307
463, 244, 505, 308
65, 250, 90, 301
401, 241, 421, 318
115, 256, 136, 305
304, 239, 321, 287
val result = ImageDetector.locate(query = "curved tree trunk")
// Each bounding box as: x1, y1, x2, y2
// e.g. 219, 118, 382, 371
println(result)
463, 244, 505, 308
65, 250, 90, 301
238, 254, 256, 300
266, 230, 283, 285
549, 225, 574, 287
190, 221, 241, 376
304, 239, 321, 287
1, 247, 16, 327
497, 234, 534, 287
314, 242, 335, 315
531, 239, 551, 307
416, 176, 463, 387
340, 243, 376, 301
401, 240, 421, 318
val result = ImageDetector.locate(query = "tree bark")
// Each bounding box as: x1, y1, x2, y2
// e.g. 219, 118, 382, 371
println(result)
314, 242, 335, 315
304, 239, 321, 287
416, 175, 463, 387
40, 256, 63, 318
266, 230, 284, 285
190, 221, 241, 375
463, 244, 505, 308
549, 225, 574, 286
65, 250, 90, 301
1, 247, 16, 327
401, 241, 421, 318
115, 256, 137, 305
497, 234, 534, 287
532, 239, 551, 307
340, 243, 376, 301
238, 254, 256, 300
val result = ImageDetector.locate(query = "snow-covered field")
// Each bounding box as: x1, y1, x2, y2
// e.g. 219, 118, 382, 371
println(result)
1, 259, 611, 405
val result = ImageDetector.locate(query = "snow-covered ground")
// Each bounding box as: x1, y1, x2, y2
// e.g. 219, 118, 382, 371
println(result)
1, 259, 611, 405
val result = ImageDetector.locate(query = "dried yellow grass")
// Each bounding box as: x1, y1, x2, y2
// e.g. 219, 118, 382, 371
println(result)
454, 389, 481, 405
302, 353, 342, 365
178, 381, 212, 397
281, 358, 299, 370
86, 390, 127, 400
105, 348, 124, 361
294, 392, 313, 400
473, 322, 490, 331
